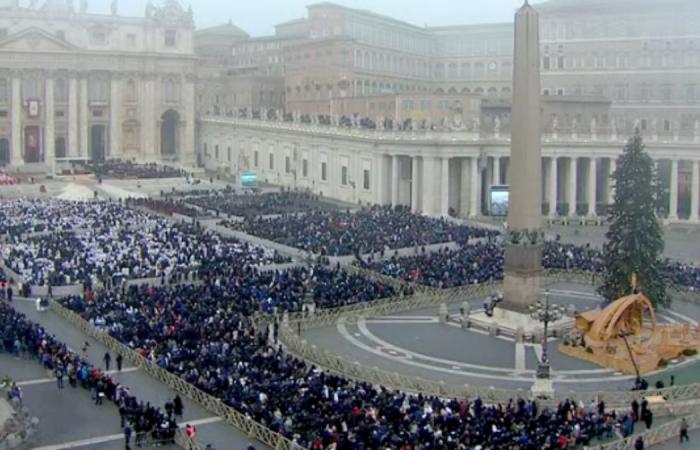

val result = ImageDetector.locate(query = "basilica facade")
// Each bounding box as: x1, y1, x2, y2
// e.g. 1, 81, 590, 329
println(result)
0, 0, 197, 169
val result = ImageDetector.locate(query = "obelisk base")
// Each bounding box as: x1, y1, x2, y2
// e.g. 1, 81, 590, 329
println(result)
502, 244, 543, 311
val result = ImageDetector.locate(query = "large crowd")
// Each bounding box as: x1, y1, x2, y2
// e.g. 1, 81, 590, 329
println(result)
223, 206, 499, 256
1, 200, 289, 286
59, 272, 645, 449
85, 160, 186, 180
0, 302, 181, 446
359, 240, 700, 291
187, 191, 341, 218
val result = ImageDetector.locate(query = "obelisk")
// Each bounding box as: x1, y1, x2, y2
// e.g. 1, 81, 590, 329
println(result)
502, 0, 543, 311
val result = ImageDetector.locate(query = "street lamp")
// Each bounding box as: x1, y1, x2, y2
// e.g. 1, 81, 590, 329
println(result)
529, 289, 563, 379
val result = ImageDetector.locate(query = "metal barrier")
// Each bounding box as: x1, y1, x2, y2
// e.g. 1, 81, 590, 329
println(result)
584, 414, 700, 450
50, 301, 304, 450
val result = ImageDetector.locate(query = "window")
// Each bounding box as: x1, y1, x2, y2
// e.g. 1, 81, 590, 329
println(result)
89, 79, 108, 103
285, 156, 291, 174
363, 169, 370, 190
641, 119, 648, 131
165, 30, 177, 47
227, 147, 231, 162
543, 56, 551, 70
203, 143, 208, 157
420, 100, 432, 111
302, 159, 308, 177
543, 88, 550, 96
269, 153, 274, 170
557, 88, 564, 96
215, 145, 219, 159
254, 151, 259, 167
321, 162, 327, 181
91, 30, 106, 45
341, 166, 348, 185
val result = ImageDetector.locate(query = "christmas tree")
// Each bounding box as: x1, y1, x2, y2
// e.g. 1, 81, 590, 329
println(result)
598, 132, 668, 306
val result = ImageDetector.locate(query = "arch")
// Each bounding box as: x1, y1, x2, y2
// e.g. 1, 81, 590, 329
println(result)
474, 87, 484, 95
0, 138, 9, 166
447, 87, 458, 95
461, 87, 471, 94
588, 293, 657, 342
487, 87, 498, 97
160, 109, 180, 158
435, 88, 445, 95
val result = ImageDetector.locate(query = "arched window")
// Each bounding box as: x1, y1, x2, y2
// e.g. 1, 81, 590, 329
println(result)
163, 78, 180, 103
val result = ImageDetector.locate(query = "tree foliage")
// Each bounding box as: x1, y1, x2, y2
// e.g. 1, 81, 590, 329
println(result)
598, 133, 668, 306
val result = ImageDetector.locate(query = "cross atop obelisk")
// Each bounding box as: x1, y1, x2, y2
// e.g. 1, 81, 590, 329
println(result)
501, 0, 543, 310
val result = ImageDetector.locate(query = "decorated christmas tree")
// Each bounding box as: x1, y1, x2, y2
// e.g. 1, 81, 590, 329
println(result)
598, 132, 668, 306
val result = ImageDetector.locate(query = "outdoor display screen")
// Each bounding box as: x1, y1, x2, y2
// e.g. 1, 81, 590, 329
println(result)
489, 185, 509, 216
240, 172, 257, 189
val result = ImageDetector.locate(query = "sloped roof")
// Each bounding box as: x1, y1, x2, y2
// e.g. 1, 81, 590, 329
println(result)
196, 22, 249, 39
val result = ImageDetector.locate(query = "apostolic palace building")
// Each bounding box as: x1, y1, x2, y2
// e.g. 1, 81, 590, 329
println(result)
2, 0, 700, 222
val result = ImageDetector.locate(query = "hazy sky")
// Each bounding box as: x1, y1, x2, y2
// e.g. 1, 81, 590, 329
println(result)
78, 0, 548, 36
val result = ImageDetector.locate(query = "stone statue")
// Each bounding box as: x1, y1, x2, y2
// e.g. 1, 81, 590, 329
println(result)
571, 117, 579, 139
376, 117, 384, 130
551, 115, 559, 132
145, 0, 154, 18
610, 119, 618, 141
590, 117, 597, 140
633, 119, 641, 132
493, 116, 501, 138
472, 117, 481, 133
79, 0, 87, 13
451, 114, 465, 131
110, 0, 117, 15
392, 119, 400, 131
694, 120, 700, 142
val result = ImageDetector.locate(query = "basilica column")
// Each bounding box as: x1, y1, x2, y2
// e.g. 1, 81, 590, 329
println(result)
141, 75, 157, 160
68, 76, 78, 157
45, 76, 55, 166
441, 157, 450, 216
411, 156, 419, 212
548, 157, 557, 217
492, 156, 501, 185
587, 157, 597, 217
391, 155, 400, 207
79, 75, 89, 158
470, 156, 480, 217
422, 156, 437, 216
459, 158, 470, 217
109, 76, 121, 159
669, 159, 679, 220
568, 157, 578, 217
183, 75, 196, 165
691, 160, 700, 223
11, 73, 22, 165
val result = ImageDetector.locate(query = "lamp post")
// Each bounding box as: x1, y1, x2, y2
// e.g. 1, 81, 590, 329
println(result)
529, 289, 562, 379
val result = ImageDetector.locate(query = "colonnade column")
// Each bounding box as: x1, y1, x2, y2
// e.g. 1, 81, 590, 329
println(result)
45, 77, 55, 167
607, 158, 617, 205
669, 159, 679, 221
548, 157, 557, 217
441, 157, 450, 216
109, 76, 121, 159
587, 157, 597, 217
469, 156, 479, 217
183, 75, 196, 164
422, 156, 437, 216
568, 157, 578, 217
411, 156, 419, 212
691, 161, 700, 223
68, 76, 78, 157
79, 75, 89, 158
11, 74, 22, 165
391, 155, 400, 207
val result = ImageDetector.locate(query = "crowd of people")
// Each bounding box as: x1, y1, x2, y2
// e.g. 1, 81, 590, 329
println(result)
0, 199, 106, 236
359, 240, 700, 291
1, 200, 289, 286
130, 197, 201, 218
0, 302, 181, 447
84, 160, 187, 180
59, 271, 649, 449
223, 206, 499, 256
187, 191, 341, 218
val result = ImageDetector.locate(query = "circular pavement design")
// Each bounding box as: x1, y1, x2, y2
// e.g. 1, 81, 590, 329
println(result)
303, 282, 700, 392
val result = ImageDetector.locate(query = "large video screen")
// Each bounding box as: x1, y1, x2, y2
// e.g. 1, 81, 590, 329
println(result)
489, 185, 509, 216
240, 171, 257, 189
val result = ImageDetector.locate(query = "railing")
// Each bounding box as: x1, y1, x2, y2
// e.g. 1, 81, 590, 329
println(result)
584, 414, 700, 450
50, 301, 304, 450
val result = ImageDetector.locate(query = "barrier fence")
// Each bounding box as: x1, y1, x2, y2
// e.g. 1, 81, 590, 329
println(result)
584, 414, 700, 450
50, 301, 304, 450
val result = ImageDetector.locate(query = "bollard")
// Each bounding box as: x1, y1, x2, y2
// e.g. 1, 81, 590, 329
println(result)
439, 303, 449, 323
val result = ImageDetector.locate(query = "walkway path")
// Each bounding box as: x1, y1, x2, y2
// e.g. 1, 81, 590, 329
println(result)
4, 298, 266, 450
